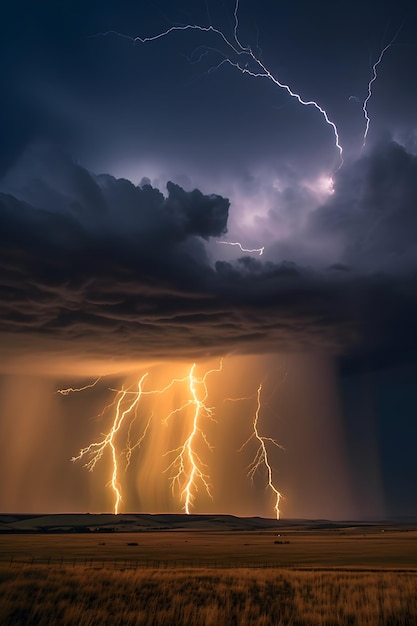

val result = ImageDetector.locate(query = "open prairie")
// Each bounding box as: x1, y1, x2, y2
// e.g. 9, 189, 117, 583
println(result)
1, 514, 417, 569
1, 517, 417, 624
1, 528, 417, 570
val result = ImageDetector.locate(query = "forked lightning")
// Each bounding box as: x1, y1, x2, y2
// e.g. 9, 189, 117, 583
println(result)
59, 362, 284, 516
94, 0, 343, 168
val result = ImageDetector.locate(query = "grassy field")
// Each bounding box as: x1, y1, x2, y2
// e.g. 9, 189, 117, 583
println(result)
1, 528, 417, 624
1, 565, 417, 625
1, 528, 417, 569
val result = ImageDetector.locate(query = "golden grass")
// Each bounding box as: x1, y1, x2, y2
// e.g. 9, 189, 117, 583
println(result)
1, 529, 417, 624
1, 565, 417, 625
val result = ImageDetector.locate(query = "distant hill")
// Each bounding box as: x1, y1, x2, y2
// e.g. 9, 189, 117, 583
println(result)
1, 513, 414, 534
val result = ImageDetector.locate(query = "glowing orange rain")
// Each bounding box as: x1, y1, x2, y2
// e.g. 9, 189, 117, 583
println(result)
59, 361, 284, 516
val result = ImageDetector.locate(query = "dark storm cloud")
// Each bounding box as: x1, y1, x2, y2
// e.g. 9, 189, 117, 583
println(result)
310, 139, 417, 272
0, 145, 229, 241
306, 138, 417, 371
0, 141, 417, 369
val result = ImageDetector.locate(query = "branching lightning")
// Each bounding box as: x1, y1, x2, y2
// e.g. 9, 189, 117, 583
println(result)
124, 413, 152, 470
66, 362, 225, 515
94, 0, 343, 167
362, 23, 404, 148
240, 383, 283, 519
61, 361, 284, 517
71, 374, 149, 514
217, 240, 264, 256
164, 362, 221, 513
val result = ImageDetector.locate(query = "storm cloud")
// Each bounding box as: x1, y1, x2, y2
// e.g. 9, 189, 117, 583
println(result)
310, 139, 417, 272
0, 141, 416, 371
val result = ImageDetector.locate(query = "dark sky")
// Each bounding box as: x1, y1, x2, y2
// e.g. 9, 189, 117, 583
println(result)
0, 0, 416, 518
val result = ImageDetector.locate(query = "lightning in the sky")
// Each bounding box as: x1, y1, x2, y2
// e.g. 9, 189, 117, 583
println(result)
362, 23, 404, 148
69, 371, 181, 514
217, 241, 264, 256
71, 374, 149, 514
124, 412, 152, 470
94, 0, 343, 168
62, 360, 284, 517
164, 362, 221, 513
66, 362, 223, 514
57, 377, 102, 395
240, 383, 283, 519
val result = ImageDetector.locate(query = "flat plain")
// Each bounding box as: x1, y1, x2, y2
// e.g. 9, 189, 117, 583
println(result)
1, 515, 416, 625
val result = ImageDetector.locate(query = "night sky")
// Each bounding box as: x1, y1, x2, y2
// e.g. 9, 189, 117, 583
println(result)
0, 0, 416, 518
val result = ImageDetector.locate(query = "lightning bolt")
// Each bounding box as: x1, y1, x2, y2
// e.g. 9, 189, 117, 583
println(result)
217, 241, 264, 256
71, 374, 149, 514
362, 23, 404, 148
57, 377, 102, 395
94, 0, 343, 168
165, 362, 221, 514
240, 383, 283, 519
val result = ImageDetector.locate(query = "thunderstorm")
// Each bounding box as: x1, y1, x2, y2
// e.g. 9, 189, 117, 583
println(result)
2, 0, 415, 527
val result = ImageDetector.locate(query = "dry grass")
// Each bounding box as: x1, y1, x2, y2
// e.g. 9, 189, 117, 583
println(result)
1, 564, 417, 626
1, 529, 416, 624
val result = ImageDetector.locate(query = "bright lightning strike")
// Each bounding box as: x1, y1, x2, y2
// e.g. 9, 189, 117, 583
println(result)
165, 362, 221, 514
217, 241, 264, 256
362, 23, 404, 148
94, 0, 343, 168
71, 374, 149, 514
240, 383, 283, 519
